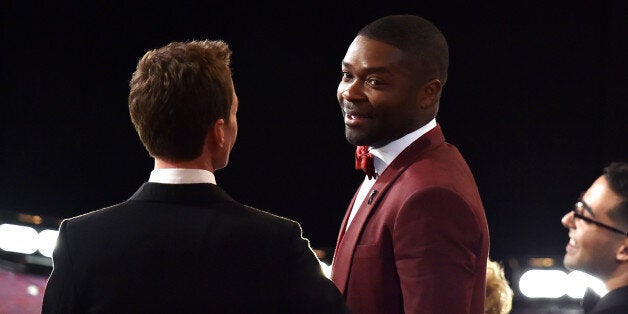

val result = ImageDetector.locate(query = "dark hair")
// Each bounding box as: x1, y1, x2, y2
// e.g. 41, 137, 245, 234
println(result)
603, 162, 628, 229
128, 40, 233, 161
357, 14, 449, 83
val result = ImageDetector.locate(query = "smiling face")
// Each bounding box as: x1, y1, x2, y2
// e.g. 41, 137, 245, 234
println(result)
561, 175, 625, 279
337, 36, 439, 148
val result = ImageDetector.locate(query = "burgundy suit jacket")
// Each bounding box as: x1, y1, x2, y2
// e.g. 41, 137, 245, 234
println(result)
331, 124, 489, 314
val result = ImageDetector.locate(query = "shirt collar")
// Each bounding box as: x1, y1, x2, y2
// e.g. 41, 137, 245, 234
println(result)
149, 168, 216, 184
370, 118, 437, 176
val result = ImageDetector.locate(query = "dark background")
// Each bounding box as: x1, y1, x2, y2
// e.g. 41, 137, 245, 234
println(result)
1, 1, 626, 266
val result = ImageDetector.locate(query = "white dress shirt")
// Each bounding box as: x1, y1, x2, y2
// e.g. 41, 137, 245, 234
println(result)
345, 119, 437, 229
148, 168, 216, 184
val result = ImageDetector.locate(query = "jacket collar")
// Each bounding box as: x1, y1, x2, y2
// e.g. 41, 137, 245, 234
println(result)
129, 182, 234, 206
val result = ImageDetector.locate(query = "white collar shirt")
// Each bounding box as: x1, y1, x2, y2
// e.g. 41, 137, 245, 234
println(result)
148, 168, 217, 185
346, 119, 437, 229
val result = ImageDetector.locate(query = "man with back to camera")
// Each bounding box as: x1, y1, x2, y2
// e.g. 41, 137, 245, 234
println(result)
330, 14, 490, 313
42, 39, 349, 313
562, 162, 628, 314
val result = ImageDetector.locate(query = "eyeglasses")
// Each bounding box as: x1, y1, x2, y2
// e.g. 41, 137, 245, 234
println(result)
572, 200, 628, 237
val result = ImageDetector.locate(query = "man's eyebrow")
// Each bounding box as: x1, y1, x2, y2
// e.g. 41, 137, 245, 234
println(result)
341, 62, 392, 75
578, 194, 596, 217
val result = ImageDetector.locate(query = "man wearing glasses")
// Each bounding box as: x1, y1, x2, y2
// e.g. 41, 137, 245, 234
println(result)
562, 161, 628, 314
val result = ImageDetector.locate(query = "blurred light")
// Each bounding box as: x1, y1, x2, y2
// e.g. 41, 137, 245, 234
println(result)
37, 229, 59, 258
319, 260, 332, 279
519, 269, 568, 298
0, 224, 39, 254
18, 214, 43, 225
27, 285, 41, 296
565, 270, 607, 298
518, 269, 607, 299
0, 223, 58, 257
528, 257, 556, 267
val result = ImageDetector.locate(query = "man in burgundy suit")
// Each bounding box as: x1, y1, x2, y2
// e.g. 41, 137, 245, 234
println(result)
331, 15, 490, 313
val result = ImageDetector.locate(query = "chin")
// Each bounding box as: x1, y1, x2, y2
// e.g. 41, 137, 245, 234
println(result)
345, 131, 370, 146
562, 256, 578, 272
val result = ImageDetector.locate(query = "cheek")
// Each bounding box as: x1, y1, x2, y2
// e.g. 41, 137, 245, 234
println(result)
373, 103, 394, 123
578, 231, 607, 252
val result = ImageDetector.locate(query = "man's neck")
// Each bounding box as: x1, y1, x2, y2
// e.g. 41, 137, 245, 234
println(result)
604, 269, 628, 291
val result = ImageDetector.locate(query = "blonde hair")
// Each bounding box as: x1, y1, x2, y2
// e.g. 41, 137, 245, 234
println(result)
485, 259, 514, 314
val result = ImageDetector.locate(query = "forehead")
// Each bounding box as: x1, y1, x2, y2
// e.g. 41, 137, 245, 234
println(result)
342, 36, 410, 73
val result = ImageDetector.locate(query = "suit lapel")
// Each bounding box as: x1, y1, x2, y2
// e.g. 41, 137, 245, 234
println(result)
331, 125, 445, 294
334, 191, 358, 251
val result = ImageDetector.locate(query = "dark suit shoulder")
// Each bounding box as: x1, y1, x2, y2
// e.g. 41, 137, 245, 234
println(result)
61, 184, 302, 252
590, 286, 628, 313
44, 184, 347, 314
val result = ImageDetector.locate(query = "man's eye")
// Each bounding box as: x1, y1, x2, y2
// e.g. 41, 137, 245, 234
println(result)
576, 213, 592, 223
367, 78, 382, 86
341, 72, 353, 81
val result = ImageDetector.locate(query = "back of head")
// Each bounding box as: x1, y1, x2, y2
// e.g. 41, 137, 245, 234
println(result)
358, 14, 449, 83
128, 40, 233, 162
485, 259, 514, 314
604, 162, 628, 230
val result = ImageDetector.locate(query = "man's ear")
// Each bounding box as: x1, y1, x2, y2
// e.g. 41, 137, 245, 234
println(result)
208, 118, 226, 148
418, 79, 443, 109
617, 240, 628, 262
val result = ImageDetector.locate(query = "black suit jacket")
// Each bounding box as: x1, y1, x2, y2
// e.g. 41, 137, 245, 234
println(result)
42, 183, 348, 313
586, 286, 628, 314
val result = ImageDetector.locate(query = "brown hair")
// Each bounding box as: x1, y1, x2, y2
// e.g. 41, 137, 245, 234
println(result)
603, 162, 628, 230
128, 40, 233, 161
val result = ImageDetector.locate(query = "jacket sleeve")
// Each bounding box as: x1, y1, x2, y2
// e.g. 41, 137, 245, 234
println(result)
42, 220, 79, 314
282, 222, 351, 314
393, 187, 485, 314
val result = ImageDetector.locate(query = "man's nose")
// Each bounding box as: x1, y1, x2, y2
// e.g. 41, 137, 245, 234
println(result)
561, 211, 574, 228
340, 81, 364, 101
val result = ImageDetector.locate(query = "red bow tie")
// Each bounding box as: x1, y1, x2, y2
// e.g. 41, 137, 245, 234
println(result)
355, 146, 376, 179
